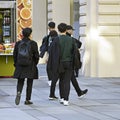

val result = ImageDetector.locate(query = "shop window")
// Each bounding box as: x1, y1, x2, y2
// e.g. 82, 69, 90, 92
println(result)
0, 0, 16, 44
0, 0, 16, 55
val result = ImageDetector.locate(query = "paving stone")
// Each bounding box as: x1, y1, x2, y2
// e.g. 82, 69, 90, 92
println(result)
0, 64, 120, 120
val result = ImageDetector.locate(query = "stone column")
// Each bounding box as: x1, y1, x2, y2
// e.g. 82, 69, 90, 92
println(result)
32, 0, 47, 46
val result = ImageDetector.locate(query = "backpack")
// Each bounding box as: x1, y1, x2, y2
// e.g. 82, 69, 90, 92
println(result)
17, 40, 32, 66
72, 39, 82, 69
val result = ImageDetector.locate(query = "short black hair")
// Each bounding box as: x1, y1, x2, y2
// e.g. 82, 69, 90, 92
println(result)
48, 22, 55, 28
66, 25, 74, 30
22, 27, 32, 37
49, 30, 58, 37
57, 23, 67, 33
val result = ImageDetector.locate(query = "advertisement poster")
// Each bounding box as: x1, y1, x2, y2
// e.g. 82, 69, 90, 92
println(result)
17, 0, 32, 40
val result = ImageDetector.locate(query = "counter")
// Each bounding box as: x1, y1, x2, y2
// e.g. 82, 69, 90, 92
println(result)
0, 54, 14, 77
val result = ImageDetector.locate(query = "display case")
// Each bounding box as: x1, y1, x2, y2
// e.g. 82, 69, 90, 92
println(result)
0, 1, 16, 44
0, 1, 16, 77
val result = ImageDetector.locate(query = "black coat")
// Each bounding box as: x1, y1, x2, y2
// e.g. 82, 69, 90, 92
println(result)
47, 36, 80, 76
47, 37, 60, 76
13, 38, 39, 79
39, 35, 49, 58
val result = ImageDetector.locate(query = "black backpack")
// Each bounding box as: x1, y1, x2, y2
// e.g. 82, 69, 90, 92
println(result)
17, 40, 32, 66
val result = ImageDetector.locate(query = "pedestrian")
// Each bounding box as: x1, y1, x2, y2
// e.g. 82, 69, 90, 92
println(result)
47, 31, 59, 100
39, 21, 57, 86
13, 27, 39, 105
66, 25, 82, 77
48, 23, 87, 106
58, 23, 76, 106
66, 25, 88, 97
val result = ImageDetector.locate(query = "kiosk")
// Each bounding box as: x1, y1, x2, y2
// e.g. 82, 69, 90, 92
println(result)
0, 0, 32, 77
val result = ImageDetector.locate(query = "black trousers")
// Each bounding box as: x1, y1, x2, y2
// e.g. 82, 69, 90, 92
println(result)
46, 63, 53, 81
17, 78, 33, 100
49, 73, 59, 97
71, 71, 82, 96
59, 62, 73, 101
74, 68, 79, 77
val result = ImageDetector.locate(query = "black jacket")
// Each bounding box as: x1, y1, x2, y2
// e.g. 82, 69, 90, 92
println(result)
47, 35, 81, 76
66, 33, 82, 69
13, 38, 39, 79
39, 35, 49, 58
66, 32, 82, 49
47, 36, 60, 75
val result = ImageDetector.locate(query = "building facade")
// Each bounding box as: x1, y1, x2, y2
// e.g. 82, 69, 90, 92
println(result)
32, 0, 120, 77
79, 0, 120, 77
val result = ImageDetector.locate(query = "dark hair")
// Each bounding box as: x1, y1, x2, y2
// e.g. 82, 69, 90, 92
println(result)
57, 23, 67, 33
48, 22, 55, 28
22, 27, 32, 37
66, 25, 74, 30
49, 30, 58, 37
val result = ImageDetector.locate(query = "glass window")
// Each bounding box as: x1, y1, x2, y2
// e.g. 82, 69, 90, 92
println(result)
0, 1, 16, 44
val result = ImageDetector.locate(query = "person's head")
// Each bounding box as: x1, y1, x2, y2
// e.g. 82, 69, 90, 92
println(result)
66, 25, 74, 35
49, 30, 58, 37
22, 27, 32, 38
57, 23, 67, 33
48, 22, 55, 31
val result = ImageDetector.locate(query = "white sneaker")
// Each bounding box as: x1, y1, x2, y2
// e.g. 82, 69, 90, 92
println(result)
63, 100, 69, 106
48, 81, 52, 86
59, 98, 64, 104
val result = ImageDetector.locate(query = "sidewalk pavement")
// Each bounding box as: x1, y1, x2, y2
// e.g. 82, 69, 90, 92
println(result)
0, 64, 120, 120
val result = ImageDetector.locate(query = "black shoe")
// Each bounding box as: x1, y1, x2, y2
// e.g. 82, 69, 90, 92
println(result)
78, 89, 88, 97
24, 100, 33, 105
49, 96, 58, 100
15, 92, 21, 105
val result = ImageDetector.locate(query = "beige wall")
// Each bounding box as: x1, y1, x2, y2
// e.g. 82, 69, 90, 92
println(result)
80, 0, 120, 77
32, 1, 71, 46
32, 0, 47, 47
97, 0, 120, 77
52, 0, 71, 29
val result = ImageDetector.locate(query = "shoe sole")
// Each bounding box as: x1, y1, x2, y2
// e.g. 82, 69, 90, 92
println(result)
24, 102, 33, 105
63, 102, 69, 106
49, 97, 54, 100
49, 97, 58, 100
78, 92, 88, 98
60, 100, 64, 104
63, 104, 69, 106
59, 99, 64, 104
24, 103, 33, 105
78, 94, 85, 98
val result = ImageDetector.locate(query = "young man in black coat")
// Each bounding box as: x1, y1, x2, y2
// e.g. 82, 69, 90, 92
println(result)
39, 22, 57, 86
13, 28, 39, 105
48, 24, 88, 106
66, 25, 88, 97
